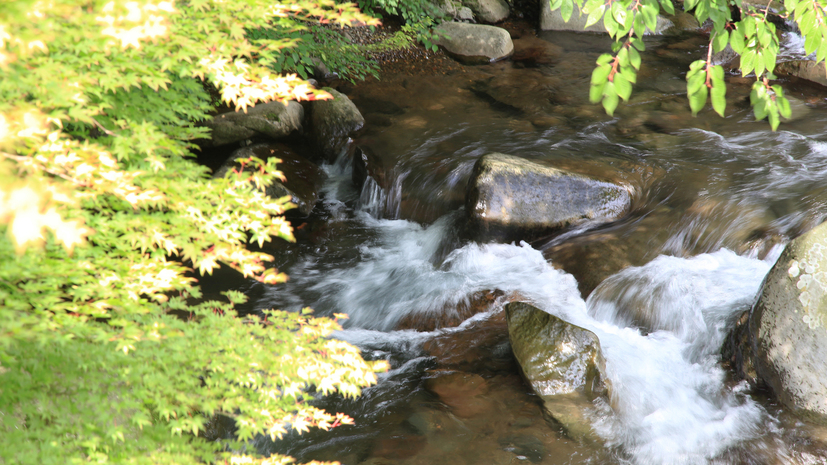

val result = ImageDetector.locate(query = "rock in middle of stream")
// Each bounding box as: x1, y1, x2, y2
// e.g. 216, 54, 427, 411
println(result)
465, 153, 632, 242
505, 302, 609, 442
730, 220, 827, 423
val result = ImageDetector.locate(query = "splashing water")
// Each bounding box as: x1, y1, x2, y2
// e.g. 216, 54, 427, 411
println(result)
257, 188, 781, 463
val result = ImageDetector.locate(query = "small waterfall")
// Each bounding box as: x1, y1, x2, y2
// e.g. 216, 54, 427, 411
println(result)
358, 176, 387, 218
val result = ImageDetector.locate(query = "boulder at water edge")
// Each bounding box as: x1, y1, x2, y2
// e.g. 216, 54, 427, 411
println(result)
776, 60, 827, 89
311, 88, 365, 162
203, 101, 304, 147
540, 1, 674, 33
213, 143, 325, 216
462, 0, 509, 23
505, 302, 609, 442
748, 221, 827, 422
434, 22, 514, 63
465, 153, 632, 242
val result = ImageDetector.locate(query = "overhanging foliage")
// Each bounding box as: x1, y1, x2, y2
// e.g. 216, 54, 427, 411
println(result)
0, 1, 387, 463
548, 0, 820, 129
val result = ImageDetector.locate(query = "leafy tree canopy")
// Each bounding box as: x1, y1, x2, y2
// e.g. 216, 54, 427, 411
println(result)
548, 0, 816, 129
0, 1, 387, 464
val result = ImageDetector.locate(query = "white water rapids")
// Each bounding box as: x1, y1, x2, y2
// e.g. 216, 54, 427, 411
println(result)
253, 161, 799, 464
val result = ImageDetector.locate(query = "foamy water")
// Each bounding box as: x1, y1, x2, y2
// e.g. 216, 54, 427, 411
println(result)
255, 160, 784, 463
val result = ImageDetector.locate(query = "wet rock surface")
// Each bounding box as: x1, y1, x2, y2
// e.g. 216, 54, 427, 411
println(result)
748, 221, 827, 423
505, 302, 609, 442
434, 22, 515, 63
214, 143, 326, 216
202, 100, 304, 147
541, 209, 674, 297
465, 153, 633, 242
396, 289, 506, 331
311, 88, 365, 162
777, 60, 827, 88
351, 145, 387, 193
424, 371, 492, 418
722, 309, 759, 386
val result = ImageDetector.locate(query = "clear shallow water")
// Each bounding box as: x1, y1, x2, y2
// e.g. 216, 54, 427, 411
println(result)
249, 26, 827, 465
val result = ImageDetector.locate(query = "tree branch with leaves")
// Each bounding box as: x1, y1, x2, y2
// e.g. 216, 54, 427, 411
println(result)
548, 0, 825, 129
0, 1, 387, 464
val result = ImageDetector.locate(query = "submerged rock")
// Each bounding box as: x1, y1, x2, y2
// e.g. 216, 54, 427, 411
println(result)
505, 302, 609, 442
465, 153, 632, 242
424, 370, 492, 418
434, 22, 514, 63
543, 208, 674, 297
422, 302, 515, 372
781, 94, 813, 123
213, 143, 325, 216
747, 221, 827, 423
311, 88, 365, 162
203, 101, 304, 147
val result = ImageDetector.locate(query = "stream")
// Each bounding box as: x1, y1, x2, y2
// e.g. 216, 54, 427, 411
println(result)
240, 21, 827, 465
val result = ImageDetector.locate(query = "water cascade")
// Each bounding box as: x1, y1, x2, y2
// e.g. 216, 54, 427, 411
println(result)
245, 27, 827, 465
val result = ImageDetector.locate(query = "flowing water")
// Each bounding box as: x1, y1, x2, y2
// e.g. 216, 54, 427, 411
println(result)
242, 22, 827, 464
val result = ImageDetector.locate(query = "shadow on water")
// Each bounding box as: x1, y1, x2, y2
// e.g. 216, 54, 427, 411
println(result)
246, 20, 827, 465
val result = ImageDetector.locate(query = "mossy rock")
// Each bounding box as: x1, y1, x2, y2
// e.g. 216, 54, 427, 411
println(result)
311, 88, 365, 163
505, 302, 608, 442
750, 221, 827, 423
203, 101, 304, 147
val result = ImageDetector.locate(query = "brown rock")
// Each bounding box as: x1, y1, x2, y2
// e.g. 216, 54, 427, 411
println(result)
422, 309, 511, 370
424, 370, 491, 418
396, 289, 506, 331
776, 60, 827, 88
542, 208, 675, 297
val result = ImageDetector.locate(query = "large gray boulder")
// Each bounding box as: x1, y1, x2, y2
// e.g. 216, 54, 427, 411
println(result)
540, 1, 673, 33
434, 22, 514, 63
465, 153, 632, 242
506, 302, 609, 441
747, 221, 827, 423
213, 143, 325, 216
776, 60, 827, 88
203, 101, 304, 147
462, 0, 509, 23
311, 88, 365, 162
